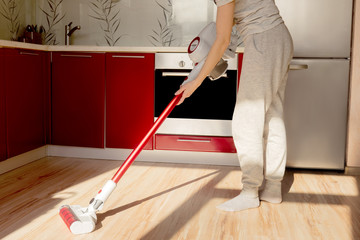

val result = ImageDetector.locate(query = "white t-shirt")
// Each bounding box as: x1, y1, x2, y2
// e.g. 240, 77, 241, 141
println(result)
214, 0, 283, 40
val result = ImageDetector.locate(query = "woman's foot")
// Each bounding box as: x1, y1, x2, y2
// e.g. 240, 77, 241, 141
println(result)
216, 188, 259, 212
259, 181, 282, 203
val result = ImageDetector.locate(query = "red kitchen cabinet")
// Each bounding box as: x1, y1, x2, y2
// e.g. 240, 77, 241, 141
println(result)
43, 52, 52, 144
52, 52, 105, 148
106, 53, 154, 149
0, 50, 6, 161
3, 49, 47, 158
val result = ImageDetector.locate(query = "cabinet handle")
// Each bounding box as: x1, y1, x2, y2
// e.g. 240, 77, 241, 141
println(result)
60, 54, 92, 58
177, 138, 211, 143
112, 55, 145, 58
289, 64, 308, 70
20, 52, 39, 56
162, 72, 227, 78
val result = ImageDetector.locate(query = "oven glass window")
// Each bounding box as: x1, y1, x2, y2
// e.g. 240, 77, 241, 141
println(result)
155, 70, 237, 120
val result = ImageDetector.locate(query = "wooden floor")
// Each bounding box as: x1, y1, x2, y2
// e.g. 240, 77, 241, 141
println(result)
0, 157, 359, 240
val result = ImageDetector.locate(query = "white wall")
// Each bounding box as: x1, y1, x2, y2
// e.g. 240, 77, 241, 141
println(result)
0, 0, 30, 41
0, 0, 217, 46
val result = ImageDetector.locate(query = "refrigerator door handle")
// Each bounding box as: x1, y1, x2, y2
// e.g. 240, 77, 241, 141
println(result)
289, 64, 309, 70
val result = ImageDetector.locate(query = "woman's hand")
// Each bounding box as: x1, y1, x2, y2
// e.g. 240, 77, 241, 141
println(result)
175, 78, 202, 105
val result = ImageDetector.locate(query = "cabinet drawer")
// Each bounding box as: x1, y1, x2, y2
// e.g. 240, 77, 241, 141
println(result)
155, 134, 236, 153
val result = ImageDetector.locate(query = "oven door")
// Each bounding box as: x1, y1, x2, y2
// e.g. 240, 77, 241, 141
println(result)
154, 69, 237, 136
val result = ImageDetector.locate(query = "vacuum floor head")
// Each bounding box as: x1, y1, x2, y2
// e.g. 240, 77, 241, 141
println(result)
59, 205, 97, 234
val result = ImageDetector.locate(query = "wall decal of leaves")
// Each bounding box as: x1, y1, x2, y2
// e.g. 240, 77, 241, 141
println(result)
40, 0, 65, 45
89, 0, 123, 46
149, 0, 176, 47
0, 0, 21, 41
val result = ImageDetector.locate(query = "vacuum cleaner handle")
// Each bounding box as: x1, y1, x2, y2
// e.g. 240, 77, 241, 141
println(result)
111, 93, 182, 183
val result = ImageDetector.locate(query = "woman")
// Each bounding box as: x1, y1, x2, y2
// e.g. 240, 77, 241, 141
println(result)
175, 0, 294, 211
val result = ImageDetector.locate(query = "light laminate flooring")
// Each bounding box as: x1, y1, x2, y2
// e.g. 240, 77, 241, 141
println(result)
0, 157, 359, 240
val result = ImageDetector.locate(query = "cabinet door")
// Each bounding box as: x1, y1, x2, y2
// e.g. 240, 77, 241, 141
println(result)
43, 52, 52, 144
4, 49, 46, 158
106, 53, 154, 149
52, 52, 105, 148
0, 49, 6, 161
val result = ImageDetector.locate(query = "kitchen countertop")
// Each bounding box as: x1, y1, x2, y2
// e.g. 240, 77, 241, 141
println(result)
0, 39, 245, 53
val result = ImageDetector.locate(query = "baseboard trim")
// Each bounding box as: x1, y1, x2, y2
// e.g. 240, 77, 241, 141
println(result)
1, 145, 358, 174
345, 166, 360, 175
0, 146, 47, 175
47, 145, 239, 166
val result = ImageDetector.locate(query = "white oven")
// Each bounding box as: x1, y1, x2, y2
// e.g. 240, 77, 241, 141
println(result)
154, 53, 238, 137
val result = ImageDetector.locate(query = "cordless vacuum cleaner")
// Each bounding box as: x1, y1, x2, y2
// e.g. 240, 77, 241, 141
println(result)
59, 22, 237, 235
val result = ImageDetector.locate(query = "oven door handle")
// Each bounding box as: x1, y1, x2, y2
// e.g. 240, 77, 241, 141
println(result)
162, 72, 227, 78
162, 72, 190, 77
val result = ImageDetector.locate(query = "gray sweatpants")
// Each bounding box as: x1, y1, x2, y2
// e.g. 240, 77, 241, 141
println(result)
232, 23, 294, 189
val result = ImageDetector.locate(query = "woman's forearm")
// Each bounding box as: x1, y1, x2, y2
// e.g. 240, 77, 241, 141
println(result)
175, 1, 235, 105
192, 2, 235, 85
193, 37, 230, 84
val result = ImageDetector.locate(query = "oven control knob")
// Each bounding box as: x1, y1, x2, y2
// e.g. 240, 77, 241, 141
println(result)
179, 60, 186, 68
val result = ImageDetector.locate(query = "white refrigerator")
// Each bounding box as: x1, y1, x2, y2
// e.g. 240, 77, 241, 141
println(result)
275, 0, 353, 169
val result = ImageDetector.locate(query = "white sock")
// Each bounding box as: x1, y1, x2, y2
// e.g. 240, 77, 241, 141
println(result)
216, 188, 259, 212
259, 181, 282, 203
